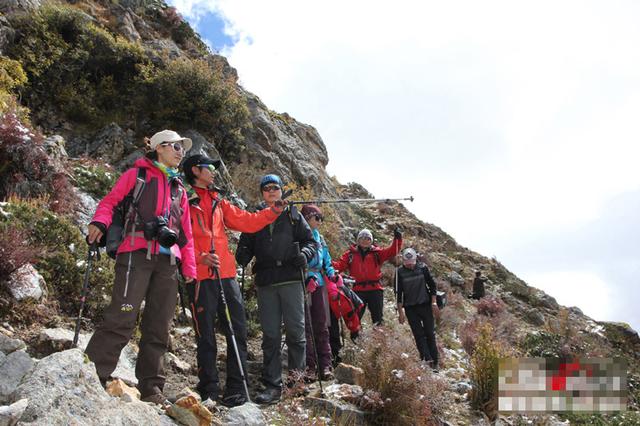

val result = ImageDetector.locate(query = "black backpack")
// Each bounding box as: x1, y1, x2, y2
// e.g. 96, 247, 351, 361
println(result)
104, 168, 146, 259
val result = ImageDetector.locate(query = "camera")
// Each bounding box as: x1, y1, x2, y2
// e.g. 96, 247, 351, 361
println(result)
143, 216, 178, 248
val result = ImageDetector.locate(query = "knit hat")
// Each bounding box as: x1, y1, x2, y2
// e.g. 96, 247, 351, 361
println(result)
260, 174, 283, 189
402, 248, 417, 264
301, 204, 322, 218
357, 229, 373, 241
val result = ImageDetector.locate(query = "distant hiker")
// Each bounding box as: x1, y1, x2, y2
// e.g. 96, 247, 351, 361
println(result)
235, 174, 317, 404
472, 270, 487, 300
333, 228, 402, 326
300, 204, 335, 381
85, 130, 196, 407
396, 248, 439, 369
182, 155, 285, 407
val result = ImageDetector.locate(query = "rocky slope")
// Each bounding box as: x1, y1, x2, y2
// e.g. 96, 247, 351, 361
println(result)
1, 0, 639, 425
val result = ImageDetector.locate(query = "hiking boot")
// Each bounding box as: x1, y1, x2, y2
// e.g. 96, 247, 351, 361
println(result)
254, 387, 281, 404
303, 369, 317, 383
220, 392, 247, 407
141, 393, 172, 409
321, 367, 334, 381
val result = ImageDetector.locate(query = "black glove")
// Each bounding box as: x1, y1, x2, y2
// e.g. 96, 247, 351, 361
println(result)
235, 246, 252, 268
291, 252, 307, 269
393, 227, 403, 239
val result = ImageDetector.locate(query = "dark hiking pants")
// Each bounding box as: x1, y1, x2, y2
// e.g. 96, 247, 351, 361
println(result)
85, 251, 178, 398
304, 285, 332, 373
355, 289, 384, 326
404, 303, 438, 363
257, 282, 306, 389
328, 311, 342, 365
187, 278, 248, 399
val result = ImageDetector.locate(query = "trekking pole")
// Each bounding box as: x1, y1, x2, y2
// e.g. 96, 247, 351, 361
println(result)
74, 242, 100, 347
210, 244, 252, 403
288, 196, 414, 205
295, 242, 324, 396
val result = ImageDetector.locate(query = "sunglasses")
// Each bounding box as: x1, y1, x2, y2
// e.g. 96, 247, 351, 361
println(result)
160, 141, 184, 152
198, 164, 216, 173
310, 214, 323, 222
262, 185, 281, 192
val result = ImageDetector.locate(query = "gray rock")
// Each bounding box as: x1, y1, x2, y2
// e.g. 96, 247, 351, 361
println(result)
0, 398, 28, 426
164, 352, 191, 374
0, 351, 34, 404
447, 271, 465, 287
13, 349, 174, 425
6, 264, 46, 301
74, 190, 98, 232
303, 397, 369, 426
43, 135, 68, 161
0, 335, 26, 355
38, 328, 139, 386
454, 381, 472, 395
223, 402, 265, 425
536, 293, 559, 310
117, 9, 141, 42
525, 309, 546, 326
144, 39, 184, 63
0, 353, 5, 366
0, 0, 40, 14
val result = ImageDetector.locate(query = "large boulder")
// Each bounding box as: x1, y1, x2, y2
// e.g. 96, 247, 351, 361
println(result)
13, 349, 174, 425
37, 328, 138, 386
0, 0, 40, 14
0, 351, 34, 404
67, 123, 136, 164
6, 264, 46, 302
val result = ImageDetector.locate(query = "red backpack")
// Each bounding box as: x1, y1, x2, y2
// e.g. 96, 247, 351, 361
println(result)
326, 275, 364, 333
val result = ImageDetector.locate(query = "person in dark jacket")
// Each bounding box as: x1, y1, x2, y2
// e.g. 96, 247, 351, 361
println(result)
235, 174, 316, 404
397, 248, 440, 369
472, 270, 487, 300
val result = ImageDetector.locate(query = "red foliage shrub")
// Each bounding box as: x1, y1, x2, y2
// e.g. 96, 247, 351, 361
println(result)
0, 110, 76, 212
0, 224, 40, 281
163, 7, 184, 26
476, 296, 506, 317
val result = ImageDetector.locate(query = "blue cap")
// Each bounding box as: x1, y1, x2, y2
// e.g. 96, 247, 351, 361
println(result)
260, 174, 283, 189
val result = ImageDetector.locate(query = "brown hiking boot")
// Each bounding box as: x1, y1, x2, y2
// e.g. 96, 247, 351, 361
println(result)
141, 393, 171, 409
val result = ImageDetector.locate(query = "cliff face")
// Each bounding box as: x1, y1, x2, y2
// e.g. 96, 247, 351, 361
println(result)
1, 0, 639, 424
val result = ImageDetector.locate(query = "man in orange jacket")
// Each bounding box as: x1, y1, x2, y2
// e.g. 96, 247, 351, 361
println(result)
182, 154, 285, 407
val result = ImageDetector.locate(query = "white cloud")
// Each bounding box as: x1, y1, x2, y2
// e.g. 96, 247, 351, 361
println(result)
172, 0, 640, 328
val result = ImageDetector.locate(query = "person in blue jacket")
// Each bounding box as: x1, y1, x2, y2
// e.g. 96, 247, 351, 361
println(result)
302, 204, 335, 380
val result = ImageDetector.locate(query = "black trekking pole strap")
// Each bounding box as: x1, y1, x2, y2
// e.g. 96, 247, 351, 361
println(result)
288, 196, 414, 205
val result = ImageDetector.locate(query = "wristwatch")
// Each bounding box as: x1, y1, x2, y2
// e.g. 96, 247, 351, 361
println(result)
431, 303, 437, 306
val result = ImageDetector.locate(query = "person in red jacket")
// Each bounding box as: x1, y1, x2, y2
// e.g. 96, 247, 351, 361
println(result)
182, 154, 285, 407
333, 228, 402, 326
85, 130, 196, 407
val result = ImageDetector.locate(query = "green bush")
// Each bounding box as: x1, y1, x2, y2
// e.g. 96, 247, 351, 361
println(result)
144, 58, 250, 158
0, 197, 114, 320
6, 4, 149, 126
72, 162, 119, 199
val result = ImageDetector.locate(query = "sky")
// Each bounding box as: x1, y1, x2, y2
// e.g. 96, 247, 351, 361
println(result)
168, 0, 640, 331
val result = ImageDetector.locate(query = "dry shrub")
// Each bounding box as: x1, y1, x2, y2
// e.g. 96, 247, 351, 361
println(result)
460, 309, 519, 357
476, 296, 506, 317
354, 327, 449, 425
470, 323, 505, 421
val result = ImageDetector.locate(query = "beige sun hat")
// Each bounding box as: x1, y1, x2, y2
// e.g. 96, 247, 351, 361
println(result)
149, 130, 192, 152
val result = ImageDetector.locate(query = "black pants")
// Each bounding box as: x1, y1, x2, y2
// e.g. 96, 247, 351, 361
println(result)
405, 303, 438, 363
187, 278, 248, 399
328, 311, 342, 365
355, 289, 384, 326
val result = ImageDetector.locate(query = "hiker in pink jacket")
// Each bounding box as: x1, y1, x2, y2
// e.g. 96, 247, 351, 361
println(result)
85, 130, 196, 407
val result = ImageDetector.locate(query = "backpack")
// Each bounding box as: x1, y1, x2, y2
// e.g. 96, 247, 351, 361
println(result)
104, 168, 146, 259
327, 275, 364, 334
